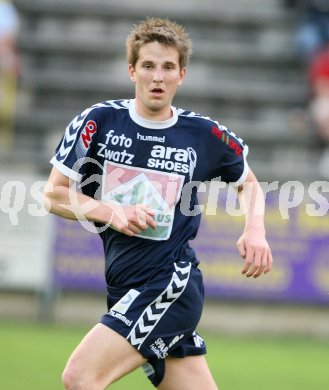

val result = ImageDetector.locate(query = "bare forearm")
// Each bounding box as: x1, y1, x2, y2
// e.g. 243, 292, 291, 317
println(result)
43, 185, 112, 224
236, 170, 273, 278
238, 171, 266, 233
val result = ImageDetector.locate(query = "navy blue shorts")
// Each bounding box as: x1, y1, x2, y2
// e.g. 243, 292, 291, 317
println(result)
100, 261, 207, 387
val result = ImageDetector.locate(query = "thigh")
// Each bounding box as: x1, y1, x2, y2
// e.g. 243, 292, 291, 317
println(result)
158, 355, 218, 390
63, 323, 146, 388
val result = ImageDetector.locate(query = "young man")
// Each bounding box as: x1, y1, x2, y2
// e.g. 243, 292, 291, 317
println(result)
44, 17, 272, 390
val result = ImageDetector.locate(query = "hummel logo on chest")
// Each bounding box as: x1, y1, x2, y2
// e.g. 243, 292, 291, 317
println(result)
137, 132, 165, 143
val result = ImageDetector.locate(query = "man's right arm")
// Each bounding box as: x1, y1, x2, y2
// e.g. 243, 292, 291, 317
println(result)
43, 167, 156, 236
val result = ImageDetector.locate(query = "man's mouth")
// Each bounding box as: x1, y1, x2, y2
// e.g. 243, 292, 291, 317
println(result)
151, 88, 164, 95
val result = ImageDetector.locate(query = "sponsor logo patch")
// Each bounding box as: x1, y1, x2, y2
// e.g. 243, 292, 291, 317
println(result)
81, 120, 97, 148
211, 126, 242, 156
147, 145, 197, 180
102, 161, 184, 240
111, 289, 140, 314
150, 338, 169, 359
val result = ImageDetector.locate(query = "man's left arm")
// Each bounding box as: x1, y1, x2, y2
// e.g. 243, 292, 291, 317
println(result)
236, 169, 273, 278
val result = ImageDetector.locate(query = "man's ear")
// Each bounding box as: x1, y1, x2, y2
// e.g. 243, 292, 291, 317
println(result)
128, 64, 136, 82
178, 67, 186, 86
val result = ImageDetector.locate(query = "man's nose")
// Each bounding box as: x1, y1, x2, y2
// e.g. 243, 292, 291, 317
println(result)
153, 67, 163, 82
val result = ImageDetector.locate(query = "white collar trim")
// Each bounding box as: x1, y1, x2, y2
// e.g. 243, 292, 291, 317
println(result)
128, 99, 178, 129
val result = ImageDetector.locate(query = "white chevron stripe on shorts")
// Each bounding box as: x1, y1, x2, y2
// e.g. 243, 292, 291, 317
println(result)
127, 262, 191, 349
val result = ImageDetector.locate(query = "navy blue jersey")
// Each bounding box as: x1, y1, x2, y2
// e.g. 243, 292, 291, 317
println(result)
51, 99, 249, 288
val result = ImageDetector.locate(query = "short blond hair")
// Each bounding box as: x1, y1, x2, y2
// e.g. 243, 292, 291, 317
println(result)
126, 17, 192, 69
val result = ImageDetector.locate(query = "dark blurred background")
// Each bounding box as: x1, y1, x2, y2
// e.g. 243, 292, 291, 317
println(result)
2, 0, 320, 180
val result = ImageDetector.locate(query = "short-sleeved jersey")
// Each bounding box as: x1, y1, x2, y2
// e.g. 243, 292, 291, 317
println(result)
51, 99, 249, 289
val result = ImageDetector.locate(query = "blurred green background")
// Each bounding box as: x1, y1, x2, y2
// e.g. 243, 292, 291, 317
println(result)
1, 321, 328, 390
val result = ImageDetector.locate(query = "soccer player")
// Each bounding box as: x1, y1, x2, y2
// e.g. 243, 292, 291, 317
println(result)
44, 17, 272, 390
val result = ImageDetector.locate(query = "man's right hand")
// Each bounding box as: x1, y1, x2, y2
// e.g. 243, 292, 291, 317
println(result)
108, 203, 157, 236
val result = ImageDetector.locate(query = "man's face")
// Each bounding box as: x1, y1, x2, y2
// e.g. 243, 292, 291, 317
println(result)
128, 41, 186, 120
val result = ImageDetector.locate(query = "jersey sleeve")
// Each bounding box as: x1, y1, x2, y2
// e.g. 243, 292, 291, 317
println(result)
50, 105, 101, 182
206, 124, 249, 185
